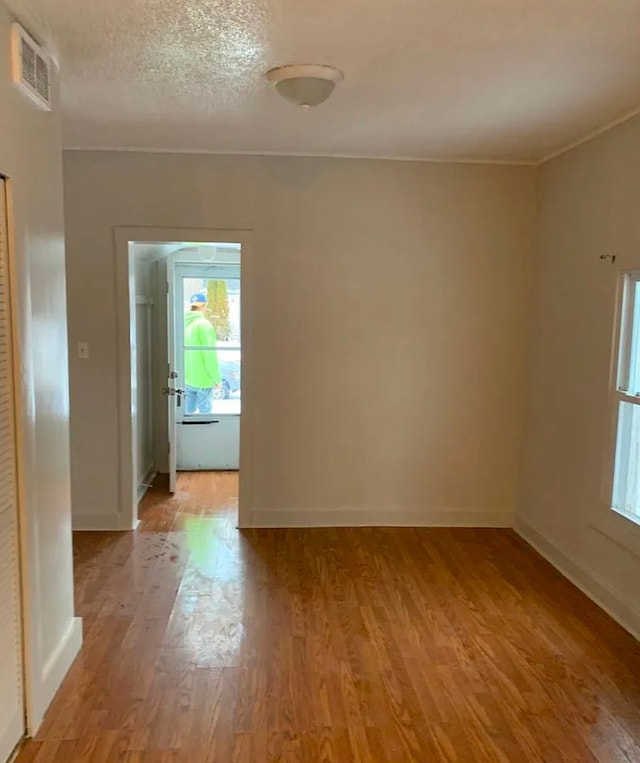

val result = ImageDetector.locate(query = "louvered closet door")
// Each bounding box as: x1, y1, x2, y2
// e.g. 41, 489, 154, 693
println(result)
0, 179, 25, 763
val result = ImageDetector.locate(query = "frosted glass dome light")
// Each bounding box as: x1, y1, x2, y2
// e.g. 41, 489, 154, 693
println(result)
266, 65, 343, 108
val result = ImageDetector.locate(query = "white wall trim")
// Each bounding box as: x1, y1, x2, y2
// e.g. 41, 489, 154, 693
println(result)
114, 226, 255, 531
539, 104, 640, 165
63, 145, 537, 167
29, 617, 82, 733
7, 740, 25, 763
72, 514, 124, 531
515, 518, 640, 641
137, 466, 157, 503
247, 508, 513, 529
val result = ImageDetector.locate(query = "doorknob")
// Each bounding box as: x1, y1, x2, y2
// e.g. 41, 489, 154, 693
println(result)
162, 387, 184, 397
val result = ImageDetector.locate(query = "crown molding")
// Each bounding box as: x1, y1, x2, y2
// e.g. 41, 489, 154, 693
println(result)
62, 145, 537, 167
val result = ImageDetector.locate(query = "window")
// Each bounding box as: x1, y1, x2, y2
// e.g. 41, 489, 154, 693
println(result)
610, 271, 640, 525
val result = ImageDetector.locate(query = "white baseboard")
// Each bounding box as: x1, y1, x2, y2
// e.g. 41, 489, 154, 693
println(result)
72, 513, 125, 531
7, 740, 25, 763
515, 519, 640, 641
137, 466, 157, 502
29, 617, 83, 733
247, 508, 513, 529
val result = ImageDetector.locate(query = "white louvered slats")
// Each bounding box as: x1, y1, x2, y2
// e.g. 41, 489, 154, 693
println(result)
0, 180, 25, 763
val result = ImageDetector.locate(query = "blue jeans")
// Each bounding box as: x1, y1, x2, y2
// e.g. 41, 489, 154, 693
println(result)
184, 385, 214, 415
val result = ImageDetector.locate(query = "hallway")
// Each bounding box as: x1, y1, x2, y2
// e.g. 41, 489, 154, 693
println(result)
17, 473, 640, 762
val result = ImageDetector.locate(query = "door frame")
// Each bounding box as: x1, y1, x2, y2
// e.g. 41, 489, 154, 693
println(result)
114, 227, 254, 530
0, 174, 29, 746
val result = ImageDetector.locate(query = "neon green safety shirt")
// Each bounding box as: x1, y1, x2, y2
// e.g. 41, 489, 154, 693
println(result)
184, 311, 221, 388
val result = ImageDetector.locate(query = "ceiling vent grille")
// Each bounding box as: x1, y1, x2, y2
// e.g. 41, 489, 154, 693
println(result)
11, 23, 52, 111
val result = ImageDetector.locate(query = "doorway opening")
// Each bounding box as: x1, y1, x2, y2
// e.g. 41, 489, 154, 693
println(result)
118, 232, 249, 531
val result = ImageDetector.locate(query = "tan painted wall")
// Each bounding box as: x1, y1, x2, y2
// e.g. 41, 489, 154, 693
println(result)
63, 151, 536, 527
520, 115, 640, 635
0, 1, 80, 731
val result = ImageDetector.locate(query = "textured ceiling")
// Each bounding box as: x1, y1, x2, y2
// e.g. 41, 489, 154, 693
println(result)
8, 0, 640, 162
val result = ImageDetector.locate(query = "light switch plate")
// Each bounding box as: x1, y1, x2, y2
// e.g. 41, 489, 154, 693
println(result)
77, 342, 89, 359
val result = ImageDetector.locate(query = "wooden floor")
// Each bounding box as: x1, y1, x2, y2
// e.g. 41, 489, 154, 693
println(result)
17, 473, 640, 762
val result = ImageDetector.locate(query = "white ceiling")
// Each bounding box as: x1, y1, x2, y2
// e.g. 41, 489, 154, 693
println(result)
9, 0, 640, 162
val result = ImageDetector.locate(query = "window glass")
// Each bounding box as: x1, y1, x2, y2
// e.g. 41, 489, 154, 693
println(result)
617, 279, 640, 393
612, 401, 640, 520
182, 275, 241, 416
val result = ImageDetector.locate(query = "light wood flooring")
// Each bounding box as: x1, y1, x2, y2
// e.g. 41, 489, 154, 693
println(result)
16, 472, 640, 762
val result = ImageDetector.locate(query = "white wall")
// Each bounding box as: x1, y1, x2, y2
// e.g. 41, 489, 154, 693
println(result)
519, 115, 640, 637
0, 1, 80, 732
132, 255, 155, 497
63, 151, 536, 528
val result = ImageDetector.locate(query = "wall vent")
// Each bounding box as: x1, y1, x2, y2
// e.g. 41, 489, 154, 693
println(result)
11, 23, 52, 111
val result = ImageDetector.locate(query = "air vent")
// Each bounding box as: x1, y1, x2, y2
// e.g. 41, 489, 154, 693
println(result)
11, 23, 52, 111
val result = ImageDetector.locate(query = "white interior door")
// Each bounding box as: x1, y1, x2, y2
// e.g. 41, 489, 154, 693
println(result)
0, 179, 25, 762
165, 254, 179, 493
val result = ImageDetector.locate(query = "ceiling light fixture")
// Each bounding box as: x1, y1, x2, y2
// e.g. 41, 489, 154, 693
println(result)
266, 64, 343, 108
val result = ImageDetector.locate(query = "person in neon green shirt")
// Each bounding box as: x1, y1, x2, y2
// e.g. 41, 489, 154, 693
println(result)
184, 293, 221, 414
